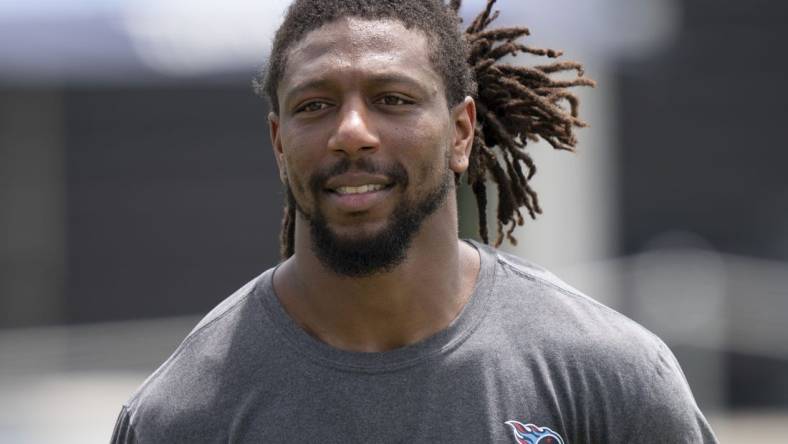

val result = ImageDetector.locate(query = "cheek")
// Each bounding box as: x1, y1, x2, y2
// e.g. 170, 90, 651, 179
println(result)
280, 128, 325, 198
287, 166, 307, 196
393, 118, 450, 183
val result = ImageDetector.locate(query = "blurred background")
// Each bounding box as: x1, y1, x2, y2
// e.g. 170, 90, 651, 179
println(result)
1, 0, 786, 441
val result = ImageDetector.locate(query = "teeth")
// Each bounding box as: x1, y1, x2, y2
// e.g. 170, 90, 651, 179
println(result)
335, 184, 386, 195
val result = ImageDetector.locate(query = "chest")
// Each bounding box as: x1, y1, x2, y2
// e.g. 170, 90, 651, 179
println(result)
220, 357, 577, 443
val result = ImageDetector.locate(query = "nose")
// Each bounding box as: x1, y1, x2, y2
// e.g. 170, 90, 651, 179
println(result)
327, 98, 379, 157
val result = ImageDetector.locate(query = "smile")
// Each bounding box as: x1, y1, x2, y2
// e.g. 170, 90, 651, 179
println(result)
334, 184, 387, 195
324, 183, 395, 213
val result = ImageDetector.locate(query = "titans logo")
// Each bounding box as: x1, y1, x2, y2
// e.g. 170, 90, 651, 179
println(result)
504, 420, 565, 444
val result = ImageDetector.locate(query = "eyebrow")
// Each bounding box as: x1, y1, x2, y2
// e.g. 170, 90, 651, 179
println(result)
282, 79, 334, 107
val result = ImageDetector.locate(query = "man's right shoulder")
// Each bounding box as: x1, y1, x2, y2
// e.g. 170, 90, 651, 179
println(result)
114, 268, 280, 442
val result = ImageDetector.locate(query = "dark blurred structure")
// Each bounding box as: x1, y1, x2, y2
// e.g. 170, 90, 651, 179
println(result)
64, 86, 280, 323
618, 0, 788, 260
1, 84, 281, 327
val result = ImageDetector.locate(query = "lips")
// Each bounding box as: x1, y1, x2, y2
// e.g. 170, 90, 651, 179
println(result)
334, 184, 387, 195
324, 173, 392, 191
323, 174, 395, 213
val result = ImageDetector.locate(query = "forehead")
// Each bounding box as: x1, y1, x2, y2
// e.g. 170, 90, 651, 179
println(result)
279, 17, 441, 96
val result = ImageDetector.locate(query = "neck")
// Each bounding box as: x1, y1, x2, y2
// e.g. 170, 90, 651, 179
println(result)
273, 201, 480, 353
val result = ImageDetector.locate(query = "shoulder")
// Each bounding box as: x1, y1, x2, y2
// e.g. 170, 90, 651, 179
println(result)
487, 247, 663, 357
483, 247, 717, 442
118, 269, 277, 441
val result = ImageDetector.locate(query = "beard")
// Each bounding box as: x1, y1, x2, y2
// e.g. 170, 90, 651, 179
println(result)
288, 157, 452, 277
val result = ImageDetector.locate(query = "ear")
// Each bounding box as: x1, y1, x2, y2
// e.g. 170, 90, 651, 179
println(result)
449, 96, 476, 174
268, 111, 288, 184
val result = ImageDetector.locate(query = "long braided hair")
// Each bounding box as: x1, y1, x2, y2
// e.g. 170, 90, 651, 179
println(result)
270, 0, 594, 258
455, 0, 595, 246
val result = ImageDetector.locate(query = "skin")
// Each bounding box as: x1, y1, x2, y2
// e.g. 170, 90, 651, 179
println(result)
268, 17, 480, 353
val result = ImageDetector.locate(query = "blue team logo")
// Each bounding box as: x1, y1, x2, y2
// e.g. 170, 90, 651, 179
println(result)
504, 420, 565, 444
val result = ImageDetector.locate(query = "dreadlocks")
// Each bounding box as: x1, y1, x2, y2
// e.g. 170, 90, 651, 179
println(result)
455, 0, 595, 246
258, 0, 594, 259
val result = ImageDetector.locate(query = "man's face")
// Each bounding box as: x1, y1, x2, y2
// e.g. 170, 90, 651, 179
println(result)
269, 17, 472, 276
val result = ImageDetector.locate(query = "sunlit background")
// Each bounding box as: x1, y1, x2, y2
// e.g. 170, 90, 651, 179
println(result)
1, 0, 787, 442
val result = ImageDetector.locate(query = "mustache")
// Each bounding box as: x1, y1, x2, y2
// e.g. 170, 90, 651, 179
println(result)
309, 157, 409, 193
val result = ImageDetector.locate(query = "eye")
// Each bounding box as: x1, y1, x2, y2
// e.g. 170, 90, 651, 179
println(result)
295, 100, 331, 114
377, 94, 414, 106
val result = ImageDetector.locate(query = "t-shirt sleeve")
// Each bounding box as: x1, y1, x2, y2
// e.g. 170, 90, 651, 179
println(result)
110, 405, 137, 444
626, 341, 718, 443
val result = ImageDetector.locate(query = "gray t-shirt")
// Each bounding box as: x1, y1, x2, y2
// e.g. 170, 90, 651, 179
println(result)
111, 241, 717, 443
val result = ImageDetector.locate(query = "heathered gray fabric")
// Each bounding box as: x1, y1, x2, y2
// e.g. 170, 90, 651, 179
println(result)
111, 241, 717, 443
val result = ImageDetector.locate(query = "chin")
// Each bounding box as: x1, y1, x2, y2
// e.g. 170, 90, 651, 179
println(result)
328, 220, 390, 242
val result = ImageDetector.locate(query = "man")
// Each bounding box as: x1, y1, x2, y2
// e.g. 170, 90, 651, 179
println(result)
112, 0, 718, 442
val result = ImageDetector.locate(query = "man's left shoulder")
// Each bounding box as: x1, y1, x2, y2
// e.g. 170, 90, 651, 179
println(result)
490, 248, 664, 360
485, 249, 718, 442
